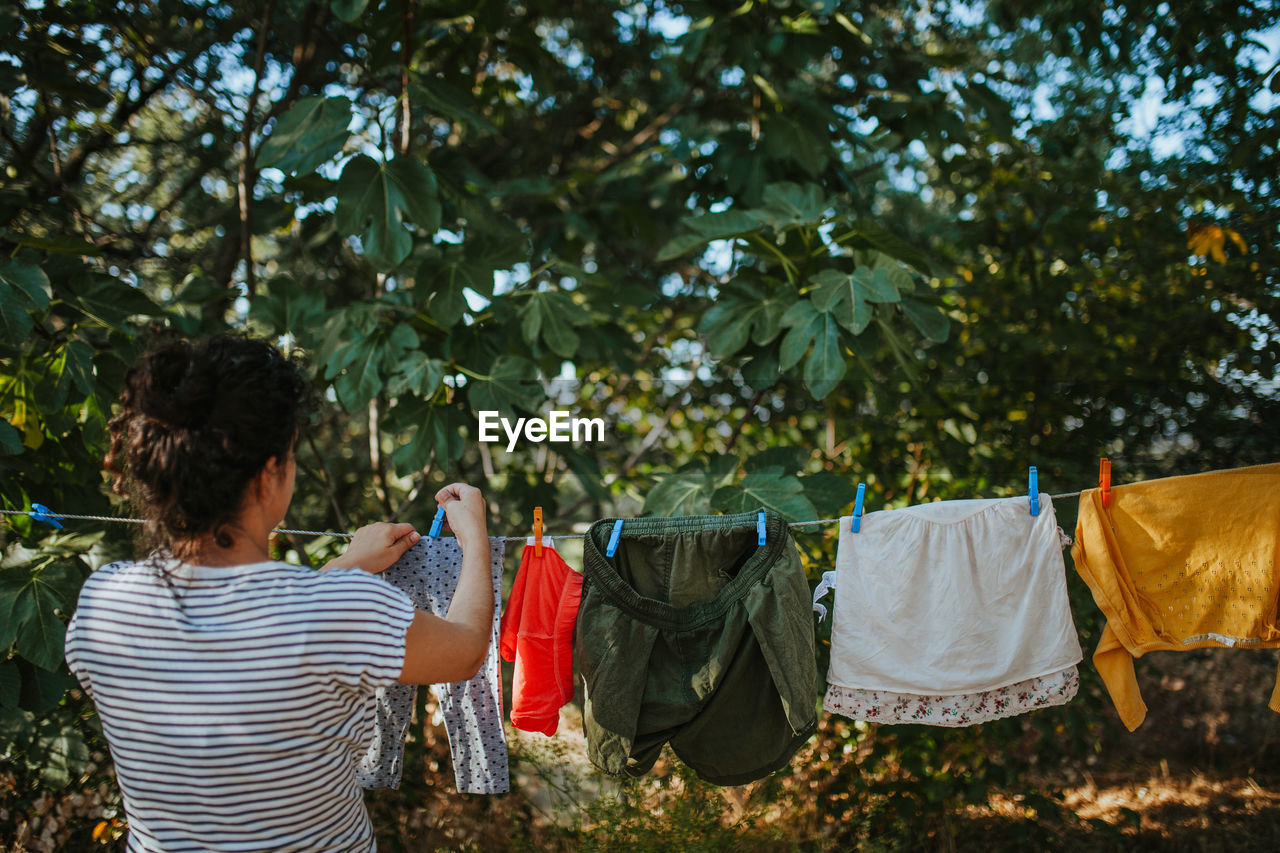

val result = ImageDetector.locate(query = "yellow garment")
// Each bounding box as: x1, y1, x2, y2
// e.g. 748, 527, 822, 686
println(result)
1071, 462, 1280, 731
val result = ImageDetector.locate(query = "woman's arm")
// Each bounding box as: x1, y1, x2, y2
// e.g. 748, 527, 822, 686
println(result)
398, 482, 494, 685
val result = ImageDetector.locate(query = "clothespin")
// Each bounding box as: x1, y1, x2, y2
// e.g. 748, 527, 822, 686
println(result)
533, 506, 544, 555
1029, 466, 1040, 517
850, 483, 866, 533
605, 519, 624, 558
757, 510, 766, 546
429, 505, 446, 538
28, 504, 64, 529
1099, 457, 1112, 509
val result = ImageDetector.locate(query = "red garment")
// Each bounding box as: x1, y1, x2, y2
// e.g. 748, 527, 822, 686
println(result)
499, 541, 583, 736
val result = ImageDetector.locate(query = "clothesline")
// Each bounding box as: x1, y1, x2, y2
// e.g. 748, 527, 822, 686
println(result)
1, 489, 1086, 542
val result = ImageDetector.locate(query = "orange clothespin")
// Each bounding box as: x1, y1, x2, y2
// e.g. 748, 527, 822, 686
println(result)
1099, 458, 1112, 509
533, 506, 543, 555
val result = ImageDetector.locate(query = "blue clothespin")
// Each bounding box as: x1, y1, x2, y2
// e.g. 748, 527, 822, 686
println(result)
757, 510, 766, 546
428, 505, 446, 538
1029, 466, 1040, 517
851, 483, 866, 533
605, 519, 624, 558
29, 504, 64, 529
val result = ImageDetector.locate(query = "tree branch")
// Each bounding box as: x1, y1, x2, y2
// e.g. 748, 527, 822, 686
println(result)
236, 0, 274, 297
304, 430, 350, 531
277, 1, 326, 110
368, 396, 393, 516
723, 387, 765, 453
397, 0, 414, 156
390, 464, 434, 523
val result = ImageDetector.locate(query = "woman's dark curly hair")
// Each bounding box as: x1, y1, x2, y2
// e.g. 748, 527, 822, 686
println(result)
105, 333, 317, 560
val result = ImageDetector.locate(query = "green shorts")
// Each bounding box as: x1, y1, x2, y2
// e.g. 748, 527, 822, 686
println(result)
576, 510, 818, 786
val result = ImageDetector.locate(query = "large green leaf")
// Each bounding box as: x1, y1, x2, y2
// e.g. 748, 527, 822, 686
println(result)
257, 96, 352, 175
0, 259, 51, 342
642, 457, 738, 517
468, 356, 540, 419
387, 357, 446, 399
900, 295, 951, 343
326, 324, 419, 411
698, 283, 790, 358
810, 269, 875, 335
855, 267, 906, 303
389, 404, 468, 475
803, 311, 846, 399
0, 562, 81, 672
0, 259, 51, 309
326, 336, 381, 410
335, 155, 441, 271
800, 471, 861, 517
409, 77, 498, 133
811, 252, 909, 336
34, 353, 71, 412
656, 210, 765, 261
420, 225, 529, 315
249, 277, 328, 341
779, 300, 823, 370
753, 182, 828, 229
643, 470, 715, 517
520, 291, 592, 359
3, 233, 104, 256
426, 277, 469, 327
59, 340, 96, 396
710, 467, 817, 521
741, 349, 780, 390
61, 274, 159, 330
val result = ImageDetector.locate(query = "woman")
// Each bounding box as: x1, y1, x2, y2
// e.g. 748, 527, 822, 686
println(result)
64, 333, 494, 852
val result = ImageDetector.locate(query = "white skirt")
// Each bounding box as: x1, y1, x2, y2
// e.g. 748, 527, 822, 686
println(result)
820, 495, 1082, 726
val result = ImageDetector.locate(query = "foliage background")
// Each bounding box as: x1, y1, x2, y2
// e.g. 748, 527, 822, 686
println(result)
1, 0, 1278, 849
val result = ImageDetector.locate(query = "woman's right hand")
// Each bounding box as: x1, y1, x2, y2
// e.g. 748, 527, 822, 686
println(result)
435, 482, 488, 551
322, 522, 420, 573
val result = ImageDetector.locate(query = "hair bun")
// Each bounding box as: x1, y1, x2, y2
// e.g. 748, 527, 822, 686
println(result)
136, 341, 214, 430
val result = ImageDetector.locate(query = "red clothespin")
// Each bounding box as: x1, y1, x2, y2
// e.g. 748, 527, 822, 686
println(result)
1099, 457, 1112, 509
533, 506, 543, 555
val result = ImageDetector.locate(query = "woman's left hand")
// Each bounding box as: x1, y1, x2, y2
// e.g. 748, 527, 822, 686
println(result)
322, 522, 420, 573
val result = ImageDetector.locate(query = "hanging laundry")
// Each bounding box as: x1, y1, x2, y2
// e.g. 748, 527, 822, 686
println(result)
1072, 462, 1280, 731
819, 495, 1082, 726
575, 510, 818, 786
357, 537, 510, 794
499, 537, 583, 736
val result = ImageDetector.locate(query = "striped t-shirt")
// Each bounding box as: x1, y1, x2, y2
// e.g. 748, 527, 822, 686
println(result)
64, 559, 416, 852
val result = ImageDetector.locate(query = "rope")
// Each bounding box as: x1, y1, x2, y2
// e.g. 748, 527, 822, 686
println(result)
0, 489, 1087, 541
1, 510, 146, 525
